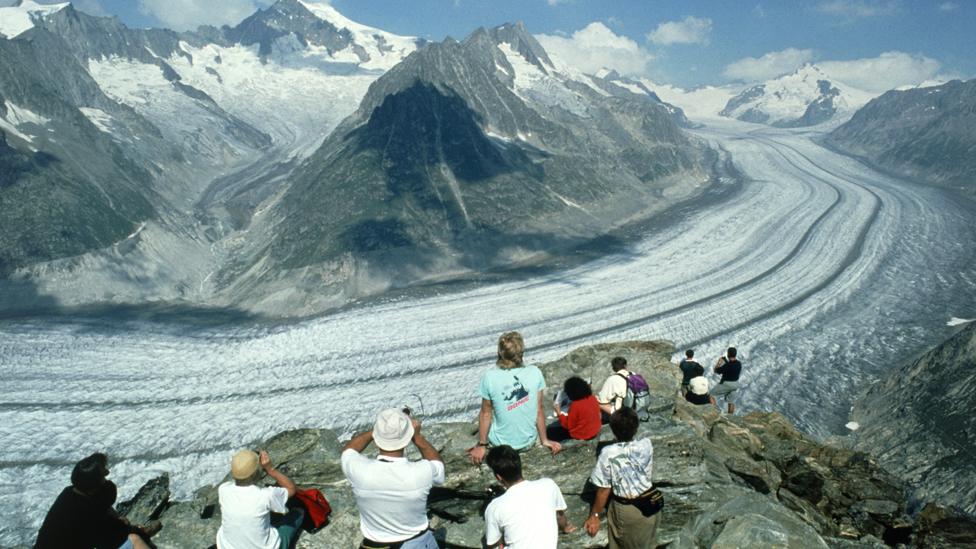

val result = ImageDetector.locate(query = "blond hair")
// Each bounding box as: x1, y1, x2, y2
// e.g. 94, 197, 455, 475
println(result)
496, 331, 525, 369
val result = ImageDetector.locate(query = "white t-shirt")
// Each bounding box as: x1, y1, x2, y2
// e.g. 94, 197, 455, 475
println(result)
216, 482, 289, 549
341, 449, 446, 543
597, 370, 630, 411
484, 478, 567, 549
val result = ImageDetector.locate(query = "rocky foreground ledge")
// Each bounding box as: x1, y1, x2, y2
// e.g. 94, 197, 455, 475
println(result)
47, 341, 976, 548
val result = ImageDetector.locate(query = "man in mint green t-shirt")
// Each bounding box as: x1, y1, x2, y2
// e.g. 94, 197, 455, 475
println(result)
468, 332, 562, 464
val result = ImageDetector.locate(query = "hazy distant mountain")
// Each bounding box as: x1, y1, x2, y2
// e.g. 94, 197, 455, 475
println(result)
852, 322, 976, 514
227, 23, 710, 311
827, 79, 976, 195
721, 64, 873, 127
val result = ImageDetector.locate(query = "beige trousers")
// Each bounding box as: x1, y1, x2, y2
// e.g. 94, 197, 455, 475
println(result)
607, 499, 660, 549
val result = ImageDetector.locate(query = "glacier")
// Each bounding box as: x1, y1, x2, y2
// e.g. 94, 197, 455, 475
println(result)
1, 120, 975, 544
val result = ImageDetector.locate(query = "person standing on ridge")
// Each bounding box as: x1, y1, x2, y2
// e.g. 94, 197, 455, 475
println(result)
584, 407, 662, 549
678, 349, 704, 395
342, 408, 444, 549
216, 449, 304, 549
467, 331, 561, 464
596, 356, 632, 420
711, 347, 742, 414
483, 445, 576, 548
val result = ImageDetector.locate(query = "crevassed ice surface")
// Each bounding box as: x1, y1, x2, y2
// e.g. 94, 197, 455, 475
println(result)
2, 122, 976, 544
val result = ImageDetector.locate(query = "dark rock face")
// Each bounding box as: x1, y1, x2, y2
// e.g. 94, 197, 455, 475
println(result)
827, 79, 976, 196
0, 31, 157, 273
125, 340, 971, 548
852, 322, 976, 515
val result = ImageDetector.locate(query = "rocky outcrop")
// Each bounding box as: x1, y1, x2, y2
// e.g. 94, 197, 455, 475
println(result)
119, 340, 973, 548
852, 322, 976, 516
826, 79, 976, 196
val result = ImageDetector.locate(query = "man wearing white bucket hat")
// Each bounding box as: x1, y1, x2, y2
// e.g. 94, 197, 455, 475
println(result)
342, 408, 446, 549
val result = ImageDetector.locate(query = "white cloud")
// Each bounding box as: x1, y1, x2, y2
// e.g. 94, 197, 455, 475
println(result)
819, 51, 947, 93
815, 0, 900, 20
138, 0, 275, 31
939, 2, 958, 11
647, 16, 712, 46
536, 22, 655, 76
722, 48, 814, 82
547, 0, 572, 5
753, 4, 767, 18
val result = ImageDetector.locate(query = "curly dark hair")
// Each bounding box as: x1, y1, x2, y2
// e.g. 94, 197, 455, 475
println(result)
563, 376, 593, 401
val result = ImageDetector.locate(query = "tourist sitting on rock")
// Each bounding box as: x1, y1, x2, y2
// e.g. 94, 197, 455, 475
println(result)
596, 356, 632, 420
684, 376, 716, 406
546, 376, 602, 442
467, 331, 561, 465
712, 347, 743, 414
585, 407, 662, 549
342, 408, 444, 549
678, 349, 704, 395
483, 445, 576, 548
216, 449, 304, 549
34, 452, 160, 549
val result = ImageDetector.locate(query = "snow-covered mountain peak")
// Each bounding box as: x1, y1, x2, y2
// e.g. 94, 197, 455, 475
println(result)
721, 63, 875, 127
295, 0, 418, 70
0, 0, 68, 38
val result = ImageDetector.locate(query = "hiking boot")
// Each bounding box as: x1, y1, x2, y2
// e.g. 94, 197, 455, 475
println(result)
139, 520, 162, 537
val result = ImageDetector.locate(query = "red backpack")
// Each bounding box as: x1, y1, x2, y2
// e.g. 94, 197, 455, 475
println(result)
294, 488, 332, 530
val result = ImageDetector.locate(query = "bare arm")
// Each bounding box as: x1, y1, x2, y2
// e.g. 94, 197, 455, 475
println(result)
467, 399, 493, 464
343, 430, 374, 453
259, 451, 297, 498
536, 390, 561, 455
584, 487, 612, 536
557, 510, 577, 533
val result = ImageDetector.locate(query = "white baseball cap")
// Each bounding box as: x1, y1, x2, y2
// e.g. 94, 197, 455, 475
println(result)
373, 408, 415, 451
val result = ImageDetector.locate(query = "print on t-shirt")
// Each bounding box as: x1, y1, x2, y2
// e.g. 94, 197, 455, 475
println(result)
504, 376, 531, 411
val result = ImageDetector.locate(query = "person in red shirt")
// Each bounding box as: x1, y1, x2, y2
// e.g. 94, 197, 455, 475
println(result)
546, 376, 602, 442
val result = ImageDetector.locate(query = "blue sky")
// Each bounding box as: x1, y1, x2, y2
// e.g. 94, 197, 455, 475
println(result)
8, 0, 974, 89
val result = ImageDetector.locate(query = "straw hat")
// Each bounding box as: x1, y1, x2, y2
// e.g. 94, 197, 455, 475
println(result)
231, 450, 259, 480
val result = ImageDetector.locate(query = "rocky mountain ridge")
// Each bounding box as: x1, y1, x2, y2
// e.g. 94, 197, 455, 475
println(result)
12, 340, 970, 549
852, 321, 976, 516
826, 78, 976, 196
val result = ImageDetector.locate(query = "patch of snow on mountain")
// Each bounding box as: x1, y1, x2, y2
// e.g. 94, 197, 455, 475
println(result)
88, 57, 258, 163
3, 100, 49, 126
0, 0, 67, 38
497, 42, 588, 116
297, 0, 417, 71
79, 107, 113, 133
167, 41, 378, 153
611, 80, 646, 96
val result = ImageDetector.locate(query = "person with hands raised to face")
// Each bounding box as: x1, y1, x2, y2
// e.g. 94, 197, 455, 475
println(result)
216, 449, 304, 549
467, 331, 561, 465
341, 408, 445, 549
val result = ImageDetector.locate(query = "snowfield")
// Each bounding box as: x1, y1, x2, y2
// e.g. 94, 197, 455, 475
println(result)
1, 121, 975, 544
